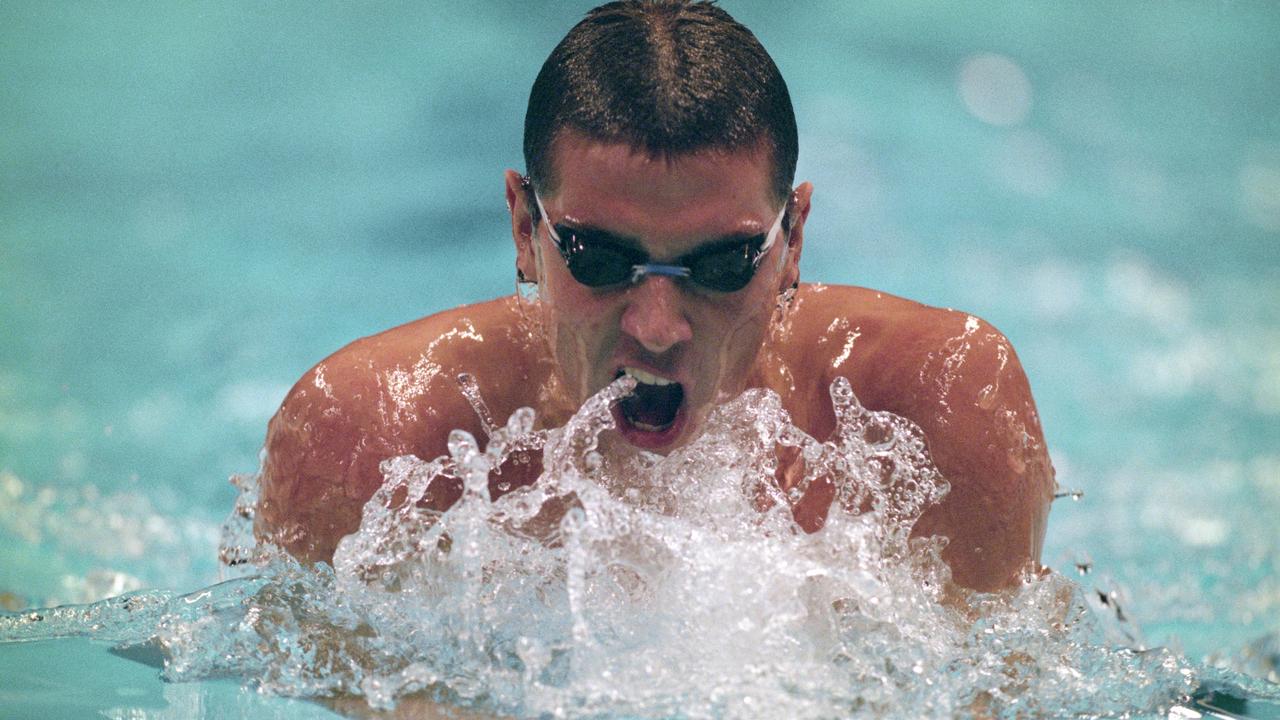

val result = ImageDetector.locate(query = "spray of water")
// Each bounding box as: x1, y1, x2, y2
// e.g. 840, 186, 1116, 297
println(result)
4, 377, 1275, 718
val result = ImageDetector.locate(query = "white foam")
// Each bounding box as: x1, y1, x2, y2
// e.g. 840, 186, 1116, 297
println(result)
2, 378, 1224, 717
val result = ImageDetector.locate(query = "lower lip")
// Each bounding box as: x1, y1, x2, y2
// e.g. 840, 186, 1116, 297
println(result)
612, 401, 687, 452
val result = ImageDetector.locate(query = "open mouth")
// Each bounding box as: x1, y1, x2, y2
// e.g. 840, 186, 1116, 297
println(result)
615, 367, 685, 433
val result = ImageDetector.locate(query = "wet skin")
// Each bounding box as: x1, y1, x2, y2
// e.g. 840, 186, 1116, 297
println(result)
257, 135, 1055, 592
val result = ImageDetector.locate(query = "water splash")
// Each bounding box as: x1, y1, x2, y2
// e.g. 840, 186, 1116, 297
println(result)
5, 378, 1274, 717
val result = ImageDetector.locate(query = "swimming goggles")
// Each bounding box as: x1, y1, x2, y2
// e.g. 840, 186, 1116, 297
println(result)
533, 192, 787, 293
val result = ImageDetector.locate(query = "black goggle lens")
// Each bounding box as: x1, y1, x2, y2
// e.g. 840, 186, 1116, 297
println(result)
684, 243, 759, 292
555, 226, 764, 293
560, 236, 645, 287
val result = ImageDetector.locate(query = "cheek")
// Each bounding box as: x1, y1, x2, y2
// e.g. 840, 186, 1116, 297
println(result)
698, 290, 776, 391
722, 305, 773, 370
539, 280, 619, 399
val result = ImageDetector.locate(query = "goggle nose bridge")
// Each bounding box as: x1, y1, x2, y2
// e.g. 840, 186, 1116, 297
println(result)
629, 263, 693, 285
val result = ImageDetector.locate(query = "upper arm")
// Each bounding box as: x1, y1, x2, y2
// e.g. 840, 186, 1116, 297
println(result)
253, 311, 513, 564
254, 361, 410, 563
899, 315, 1055, 591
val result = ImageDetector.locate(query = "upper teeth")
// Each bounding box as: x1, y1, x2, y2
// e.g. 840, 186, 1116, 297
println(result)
623, 367, 676, 386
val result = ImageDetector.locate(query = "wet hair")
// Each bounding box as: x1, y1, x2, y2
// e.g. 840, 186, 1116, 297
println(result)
523, 0, 797, 208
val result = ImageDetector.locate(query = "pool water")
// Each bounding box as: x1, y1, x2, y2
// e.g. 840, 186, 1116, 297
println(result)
2, 1, 1278, 717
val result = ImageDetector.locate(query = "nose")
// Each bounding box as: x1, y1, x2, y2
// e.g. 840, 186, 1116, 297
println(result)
619, 276, 693, 354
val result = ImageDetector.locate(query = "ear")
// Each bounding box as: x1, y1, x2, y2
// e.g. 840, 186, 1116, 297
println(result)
505, 169, 538, 283
776, 181, 813, 293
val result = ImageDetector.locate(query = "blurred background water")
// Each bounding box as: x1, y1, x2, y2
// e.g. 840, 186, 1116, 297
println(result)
2, 0, 1278, 692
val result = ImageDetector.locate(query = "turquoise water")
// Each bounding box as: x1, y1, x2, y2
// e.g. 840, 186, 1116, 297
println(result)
2, 1, 1279, 716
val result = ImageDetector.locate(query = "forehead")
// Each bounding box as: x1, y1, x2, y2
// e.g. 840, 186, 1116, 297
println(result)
544, 132, 778, 242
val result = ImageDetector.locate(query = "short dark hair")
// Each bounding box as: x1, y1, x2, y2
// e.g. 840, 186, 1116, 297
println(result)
523, 0, 797, 207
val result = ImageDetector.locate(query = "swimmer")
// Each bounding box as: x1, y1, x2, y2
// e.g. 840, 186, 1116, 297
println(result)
255, 0, 1054, 593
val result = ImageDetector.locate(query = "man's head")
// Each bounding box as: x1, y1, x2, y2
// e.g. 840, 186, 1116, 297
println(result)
523, 0, 797, 205
505, 1, 812, 454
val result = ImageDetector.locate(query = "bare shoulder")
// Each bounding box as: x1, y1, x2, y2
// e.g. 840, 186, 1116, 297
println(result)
780, 284, 985, 411
787, 284, 1055, 590
256, 296, 543, 562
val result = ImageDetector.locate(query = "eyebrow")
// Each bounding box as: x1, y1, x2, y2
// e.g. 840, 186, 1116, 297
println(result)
552, 222, 768, 258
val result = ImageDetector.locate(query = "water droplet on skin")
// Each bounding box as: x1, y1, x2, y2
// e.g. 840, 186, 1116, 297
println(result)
978, 384, 998, 410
